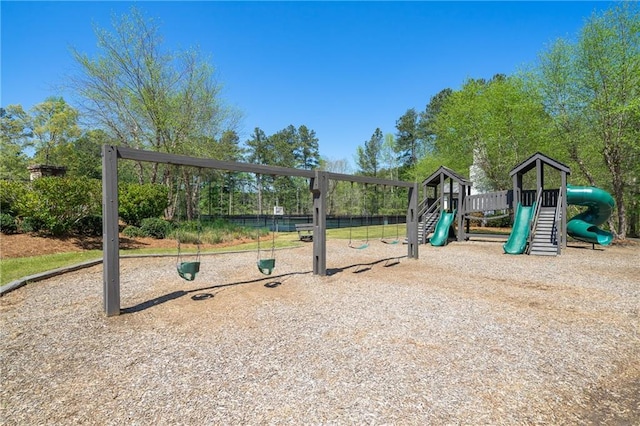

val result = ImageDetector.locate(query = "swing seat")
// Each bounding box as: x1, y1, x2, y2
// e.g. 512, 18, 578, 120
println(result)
381, 239, 400, 245
177, 261, 200, 281
349, 242, 369, 250
257, 258, 276, 275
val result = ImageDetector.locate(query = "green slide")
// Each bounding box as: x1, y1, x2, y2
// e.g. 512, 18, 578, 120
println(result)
430, 210, 456, 246
503, 202, 536, 254
566, 185, 615, 245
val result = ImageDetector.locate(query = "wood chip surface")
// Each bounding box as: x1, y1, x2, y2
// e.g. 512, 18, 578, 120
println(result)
2, 240, 639, 424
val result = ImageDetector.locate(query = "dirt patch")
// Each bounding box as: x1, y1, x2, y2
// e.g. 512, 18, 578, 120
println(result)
0, 233, 253, 259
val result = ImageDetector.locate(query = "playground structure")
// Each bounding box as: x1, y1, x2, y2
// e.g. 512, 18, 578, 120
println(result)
418, 152, 615, 255
102, 145, 419, 316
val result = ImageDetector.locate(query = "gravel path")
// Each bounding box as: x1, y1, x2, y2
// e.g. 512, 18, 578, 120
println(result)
1, 240, 639, 424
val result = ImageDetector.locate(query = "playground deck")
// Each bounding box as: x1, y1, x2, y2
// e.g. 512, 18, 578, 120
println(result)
1, 240, 638, 424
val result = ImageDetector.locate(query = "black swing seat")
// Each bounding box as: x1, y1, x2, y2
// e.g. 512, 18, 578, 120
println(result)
177, 261, 200, 281
257, 258, 276, 275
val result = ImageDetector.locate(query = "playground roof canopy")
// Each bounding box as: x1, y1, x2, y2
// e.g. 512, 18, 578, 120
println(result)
509, 152, 571, 177
422, 166, 472, 188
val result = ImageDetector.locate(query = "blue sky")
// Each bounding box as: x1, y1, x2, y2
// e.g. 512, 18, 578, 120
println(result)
1, 1, 609, 167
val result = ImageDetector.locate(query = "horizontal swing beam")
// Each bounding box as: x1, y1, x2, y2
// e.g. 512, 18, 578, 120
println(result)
115, 146, 415, 188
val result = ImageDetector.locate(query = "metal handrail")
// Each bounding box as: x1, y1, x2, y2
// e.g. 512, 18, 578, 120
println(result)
526, 189, 543, 255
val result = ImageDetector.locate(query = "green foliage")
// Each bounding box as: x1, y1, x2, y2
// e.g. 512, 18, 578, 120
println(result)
395, 108, 420, 171
140, 217, 172, 239
122, 225, 145, 238
70, 6, 236, 161
429, 75, 552, 191
13, 177, 101, 236
29, 97, 80, 166
0, 213, 17, 234
170, 219, 262, 245
119, 183, 169, 226
0, 180, 28, 215
533, 2, 640, 238
356, 128, 383, 176
20, 216, 46, 233
0, 106, 31, 180
73, 215, 102, 236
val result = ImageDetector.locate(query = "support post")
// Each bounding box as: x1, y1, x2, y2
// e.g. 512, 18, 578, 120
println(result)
561, 171, 567, 250
513, 173, 522, 206
440, 173, 446, 212
536, 159, 544, 198
102, 145, 120, 316
457, 183, 465, 242
311, 171, 327, 275
407, 183, 419, 259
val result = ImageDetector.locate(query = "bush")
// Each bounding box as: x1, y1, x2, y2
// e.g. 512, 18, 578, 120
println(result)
0, 213, 17, 234
485, 212, 512, 228
0, 180, 28, 216
119, 183, 169, 227
140, 217, 171, 239
20, 216, 46, 233
13, 177, 102, 236
74, 215, 102, 236
122, 225, 145, 238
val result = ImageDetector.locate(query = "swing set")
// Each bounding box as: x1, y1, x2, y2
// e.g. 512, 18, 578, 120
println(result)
102, 145, 419, 316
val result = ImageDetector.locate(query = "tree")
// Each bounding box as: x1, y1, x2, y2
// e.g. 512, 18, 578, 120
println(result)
29, 97, 80, 166
380, 133, 399, 181
356, 128, 383, 177
70, 7, 237, 184
395, 108, 421, 177
429, 75, 553, 191
535, 2, 640, 239
418, 88, 452, 154
63, 129, 111, 179
0, 106, 31, 180
295, 125, 320, 170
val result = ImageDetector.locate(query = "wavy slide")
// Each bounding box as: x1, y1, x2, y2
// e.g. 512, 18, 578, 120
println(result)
566, 185, 615, 246
429, 210, 456, 246
503, 202, 536, 254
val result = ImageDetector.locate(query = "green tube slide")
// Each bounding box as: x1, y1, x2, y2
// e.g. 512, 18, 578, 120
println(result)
430, 210, 456, 246
503, 203, 536, 255
566, 185, 615, 246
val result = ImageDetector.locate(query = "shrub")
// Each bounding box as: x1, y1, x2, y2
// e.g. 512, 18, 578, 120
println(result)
122, 225, 145, 238
0, 213, 17, 234
119, 183, 169, 227
140, 217, 171, 239
74, 215, 102, 236
20, 216, 46, 233
485, 212, 512, 228
14, 177, 101, 236
0, 180, 28, 216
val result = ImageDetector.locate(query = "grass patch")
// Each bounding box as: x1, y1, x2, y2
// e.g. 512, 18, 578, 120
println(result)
326, 224, 405, 241
0, 234, 302, 286
1, 251, 102, 285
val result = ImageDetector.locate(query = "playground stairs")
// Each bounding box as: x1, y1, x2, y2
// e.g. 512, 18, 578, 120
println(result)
528, 206, 558, 256
420, 211, 440, 244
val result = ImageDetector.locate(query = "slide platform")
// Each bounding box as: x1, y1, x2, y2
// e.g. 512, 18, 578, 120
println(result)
566, 185, 615, 245
430, 210, 456, 246
503, 202, 536, 255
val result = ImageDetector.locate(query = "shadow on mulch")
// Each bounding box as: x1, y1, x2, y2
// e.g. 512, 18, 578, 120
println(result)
120, 271, 311, 314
